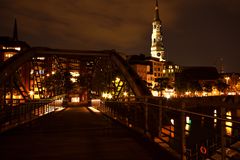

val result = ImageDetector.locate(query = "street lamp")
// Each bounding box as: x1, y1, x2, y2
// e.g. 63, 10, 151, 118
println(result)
225, 77, 230, 84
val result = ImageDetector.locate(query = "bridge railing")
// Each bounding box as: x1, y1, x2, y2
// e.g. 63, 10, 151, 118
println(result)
0, 94, 65, 133
94, 96, 240, 160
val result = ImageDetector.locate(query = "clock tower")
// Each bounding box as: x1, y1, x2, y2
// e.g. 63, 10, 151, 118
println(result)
151, 0, 165, 61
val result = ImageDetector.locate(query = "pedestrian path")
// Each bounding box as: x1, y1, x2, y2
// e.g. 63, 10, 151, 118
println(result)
0, 106, 176, 160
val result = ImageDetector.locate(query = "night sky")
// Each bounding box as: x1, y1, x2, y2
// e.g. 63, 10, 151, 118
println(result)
1, 0, 240, 72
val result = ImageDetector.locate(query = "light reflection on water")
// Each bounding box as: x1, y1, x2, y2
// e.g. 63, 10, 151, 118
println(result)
213, 109, 233, 136
168, 116, 192, 137
163, 109, 238, 140
171, 111, 235, 137
214, 109, 217, 127
226, 111, 232, 136
185, 116, 191, 136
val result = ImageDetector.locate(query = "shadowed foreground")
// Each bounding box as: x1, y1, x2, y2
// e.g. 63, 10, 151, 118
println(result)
0, 106, 176, 160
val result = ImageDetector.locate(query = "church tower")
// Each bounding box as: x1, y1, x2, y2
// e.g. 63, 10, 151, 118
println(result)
150, 0, 165, 61
13, 18, 18, 41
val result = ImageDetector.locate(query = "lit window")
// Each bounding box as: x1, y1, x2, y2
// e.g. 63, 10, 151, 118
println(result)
70, 78, 77, 83
5, 53, 13, 58
70, 71, 80, 77
37, 57, 45, 60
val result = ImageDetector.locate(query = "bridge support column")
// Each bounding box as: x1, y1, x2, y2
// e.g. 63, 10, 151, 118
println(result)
175, 102, 186, 160
158, 99, 163, 137
220, 106, 226, 160
144, 98, 149, 136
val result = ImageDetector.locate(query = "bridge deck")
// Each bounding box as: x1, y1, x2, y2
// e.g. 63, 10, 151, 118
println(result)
0, 106, 175, 160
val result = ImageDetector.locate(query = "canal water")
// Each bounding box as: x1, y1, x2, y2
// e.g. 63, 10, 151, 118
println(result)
169, 108, 240, 157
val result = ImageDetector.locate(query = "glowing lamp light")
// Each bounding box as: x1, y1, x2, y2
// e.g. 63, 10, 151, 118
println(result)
185, 91, 191, 96
152, 90, 158, 97
115, 77, 120, 83
123, 91, 128, 97
164, 88, 174, 99
70, 78, 77, 83
107, 94, 112, 99
70, 71, 80, 77
164, 93, 171, 99
15, 47, 21, 51
29, 91, 34, 95
225, 77, 230, 85
102, 92, 108, 98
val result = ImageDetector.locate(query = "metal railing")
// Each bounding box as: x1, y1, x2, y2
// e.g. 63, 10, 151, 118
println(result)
0, 94, 65, 133
93, 96, 240, 160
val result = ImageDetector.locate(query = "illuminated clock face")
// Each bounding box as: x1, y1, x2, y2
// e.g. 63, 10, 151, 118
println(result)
157, 53, 161, 57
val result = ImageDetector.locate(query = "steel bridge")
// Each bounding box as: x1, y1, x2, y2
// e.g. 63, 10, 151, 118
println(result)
0, 48, 240, 160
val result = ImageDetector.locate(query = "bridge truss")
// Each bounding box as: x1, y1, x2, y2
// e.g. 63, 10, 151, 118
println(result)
0, 47, 150, 131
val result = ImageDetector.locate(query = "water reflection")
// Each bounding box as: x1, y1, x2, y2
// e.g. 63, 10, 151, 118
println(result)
185, 116, 191, 136
213, 109, 233, 136
170, 119, 174, 138
226, 111, 232, 136
164, 109, 237, 141
168, 116, 191, 137
214, 109, 217, 127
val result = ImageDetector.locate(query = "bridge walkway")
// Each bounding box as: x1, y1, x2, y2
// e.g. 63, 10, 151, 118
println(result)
0, 106, 176, 160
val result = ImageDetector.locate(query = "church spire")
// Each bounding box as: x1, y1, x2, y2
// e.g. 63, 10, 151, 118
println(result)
150, 0, 165, 61
13, 18, 18, 41
154, 0, 160, 21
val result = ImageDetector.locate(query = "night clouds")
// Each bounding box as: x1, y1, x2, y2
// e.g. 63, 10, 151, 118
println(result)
0, 0, 240, 72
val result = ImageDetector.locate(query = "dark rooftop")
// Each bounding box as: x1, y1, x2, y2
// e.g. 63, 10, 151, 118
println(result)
179, 66, 219, 80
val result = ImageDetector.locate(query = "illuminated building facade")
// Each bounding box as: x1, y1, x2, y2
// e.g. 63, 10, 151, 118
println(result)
150, 0, 165, 61
220, 72, 240, 94
162, 61, 181, 83
129, 59, 153, 87
129, 1, 181, 96
145, 57, 164, 87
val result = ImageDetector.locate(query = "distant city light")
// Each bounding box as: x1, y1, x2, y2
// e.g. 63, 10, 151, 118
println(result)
115, 77, 120, 83
71, 97, 80, 102
70, 71, 80, 77
70, 77, 77, 83
102, 92, 112, 99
